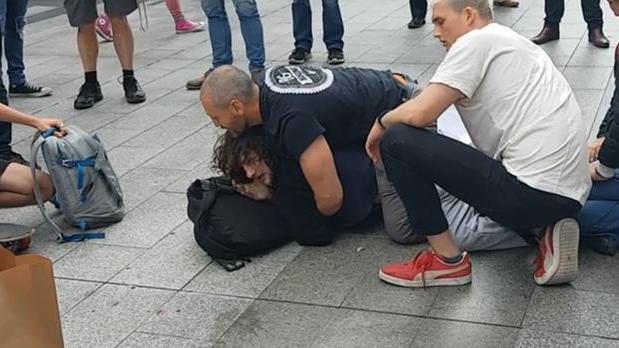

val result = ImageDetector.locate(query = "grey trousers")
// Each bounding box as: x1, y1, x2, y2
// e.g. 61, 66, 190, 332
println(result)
375, 163, 528, 251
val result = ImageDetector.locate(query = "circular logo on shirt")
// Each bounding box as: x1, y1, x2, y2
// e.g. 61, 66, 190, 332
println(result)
264, 65, 334, 94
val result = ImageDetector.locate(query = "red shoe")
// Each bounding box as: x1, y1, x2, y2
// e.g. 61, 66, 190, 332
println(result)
379, 249, 472, 288
534, 218, 579, 285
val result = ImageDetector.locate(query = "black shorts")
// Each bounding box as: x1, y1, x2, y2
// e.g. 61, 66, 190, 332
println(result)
0, 159, 10, 177
64, 0, 138, 27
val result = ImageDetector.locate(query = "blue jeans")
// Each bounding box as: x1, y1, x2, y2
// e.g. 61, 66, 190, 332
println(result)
201, 0, 265, 72
578, 174, 619, 254
292, 0, 344, 51
0, 0, 28, 151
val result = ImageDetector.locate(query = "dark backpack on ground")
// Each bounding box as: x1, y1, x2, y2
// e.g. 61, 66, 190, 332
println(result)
187, 177, 291, 271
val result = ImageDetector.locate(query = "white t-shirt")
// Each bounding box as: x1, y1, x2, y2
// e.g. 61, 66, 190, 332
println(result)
430, 23, 591, 205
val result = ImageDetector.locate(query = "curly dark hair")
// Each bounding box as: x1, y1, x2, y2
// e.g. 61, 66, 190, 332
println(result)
211, 126, 277, 184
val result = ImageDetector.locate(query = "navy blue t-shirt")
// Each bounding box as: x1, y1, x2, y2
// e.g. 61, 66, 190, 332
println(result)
259, 65, 402, 159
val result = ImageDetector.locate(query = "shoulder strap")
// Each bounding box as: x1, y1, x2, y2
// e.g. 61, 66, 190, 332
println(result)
30, 129, 105, 243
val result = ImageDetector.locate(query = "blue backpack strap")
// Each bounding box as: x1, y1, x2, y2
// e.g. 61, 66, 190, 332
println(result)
57, 219, 105, 242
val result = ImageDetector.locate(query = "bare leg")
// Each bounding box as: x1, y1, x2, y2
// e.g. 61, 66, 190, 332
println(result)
77, 23, 98, 72
426, 230, 461, 258
165, 0, 185, 23
109, 16, 134, 70
0, 163, 53, 207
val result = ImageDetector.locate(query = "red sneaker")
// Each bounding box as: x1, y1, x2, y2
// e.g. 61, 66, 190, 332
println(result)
534, 218, 579, 285
379, 249, 472, 288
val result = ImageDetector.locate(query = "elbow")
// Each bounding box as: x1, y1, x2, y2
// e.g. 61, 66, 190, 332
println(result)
317, 192, 343, 216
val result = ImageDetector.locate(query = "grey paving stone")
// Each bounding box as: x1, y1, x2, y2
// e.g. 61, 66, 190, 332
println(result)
428, 248, 536, 326
410, 318, 520, 348
94, 126, 142, 150
118, 332, 216, 348
569, 46, 615, 67
261, 234, 416, 306
184, 243, 301, 297
571, 249, 619, 295
53, 243, 147, 282
138, 292, 253, 341
119, 167, 187, 210
523, 287, 619, 339
111, 221, 211, 289
310, 309, 420, 348
54, 278, 101, 315
107, 145, 162, 177
61, 284, 174, 348
563, 67, 612, 90
218, 300, 337, 348
573, 89, 605, 126
341, 244, 438, 316
108, 102, 185, 131
98, 192, 188, 248
395, 44, 446, 64
27, 222, 79, 263
142, 128, 218, 170
515, 329, 619, 348
124, 116, 207, 151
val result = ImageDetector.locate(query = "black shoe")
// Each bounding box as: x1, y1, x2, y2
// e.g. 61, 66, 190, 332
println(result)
123, 76, 146, 104
186, 67, 215, 90
0, 149, 30, 166
9, 82, 52, 98
74, 82, 103, 110
589, 27, 610, 48
407, 18, 426, 29
531, 27, 560, 45
288, 47, 312, 65
327, 49, 345, 65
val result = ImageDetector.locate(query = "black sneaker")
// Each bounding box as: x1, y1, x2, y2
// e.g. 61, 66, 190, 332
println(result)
0, 149, 30, 166
288, 48, 312, 65
186, 67, 215, 90
74, 82, 103, 110
250, 69, 264, 83
9, 82, 52, 98
327, 49, 345, 65
407, 18, 426, 29
123, 76, 146, 104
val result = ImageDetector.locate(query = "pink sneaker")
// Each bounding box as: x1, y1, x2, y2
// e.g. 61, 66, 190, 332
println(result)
95, 15, 113, 42
175, 19, 204, 34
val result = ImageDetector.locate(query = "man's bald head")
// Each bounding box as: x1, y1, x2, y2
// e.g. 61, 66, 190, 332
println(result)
200, 65, 257, 108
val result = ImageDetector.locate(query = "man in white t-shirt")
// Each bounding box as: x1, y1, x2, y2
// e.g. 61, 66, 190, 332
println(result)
365, 0, 591, 287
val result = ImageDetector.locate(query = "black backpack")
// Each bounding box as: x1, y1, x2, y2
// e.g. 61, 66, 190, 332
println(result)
187, 177, 291, 271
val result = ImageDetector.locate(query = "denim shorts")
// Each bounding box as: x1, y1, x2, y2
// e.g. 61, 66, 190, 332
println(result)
64, 0, 138, 27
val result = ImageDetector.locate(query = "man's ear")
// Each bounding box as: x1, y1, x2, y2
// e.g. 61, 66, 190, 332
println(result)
229, 99, 244, 115
464, 7, 476, 24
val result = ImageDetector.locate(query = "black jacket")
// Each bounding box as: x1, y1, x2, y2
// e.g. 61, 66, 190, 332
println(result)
597, 46, 619, 169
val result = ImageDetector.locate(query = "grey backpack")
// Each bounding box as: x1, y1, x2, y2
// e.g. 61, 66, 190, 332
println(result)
30, 126, 124, 242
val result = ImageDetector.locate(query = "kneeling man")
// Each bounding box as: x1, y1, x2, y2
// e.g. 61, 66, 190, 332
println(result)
366, 0, 590, 287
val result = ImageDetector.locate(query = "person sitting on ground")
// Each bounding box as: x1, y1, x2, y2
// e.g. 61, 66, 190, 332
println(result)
213, 125, 530, 251
0, 105, 63, 208
201, 64, 418, 246
365, 0, 590, 288
577, 0, 619, 255
64, 0, 146, 110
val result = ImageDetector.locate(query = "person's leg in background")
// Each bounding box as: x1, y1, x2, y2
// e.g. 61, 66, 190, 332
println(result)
165, 0, 204, 33
322, 0, 344, 65
106, 0, 146, 104
0, 162, 54, 207
185, 0, 232, 90
6, 0, 52, 98
232, 0, 265, 79
531, 0, 563, 44
407, 0, 427, 29
582, 0, 609, 48
288, 0, 313, 64
578, 175, 619, 255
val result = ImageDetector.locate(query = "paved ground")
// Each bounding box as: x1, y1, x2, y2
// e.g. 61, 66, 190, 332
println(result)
3, 0, 619, 347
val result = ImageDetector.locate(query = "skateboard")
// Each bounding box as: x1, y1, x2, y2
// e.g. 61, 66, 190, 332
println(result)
0, 223, 34, 253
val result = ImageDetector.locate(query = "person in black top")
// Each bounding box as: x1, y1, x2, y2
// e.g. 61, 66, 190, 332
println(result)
201, 64, 414, 244
577, 0, 619, 255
